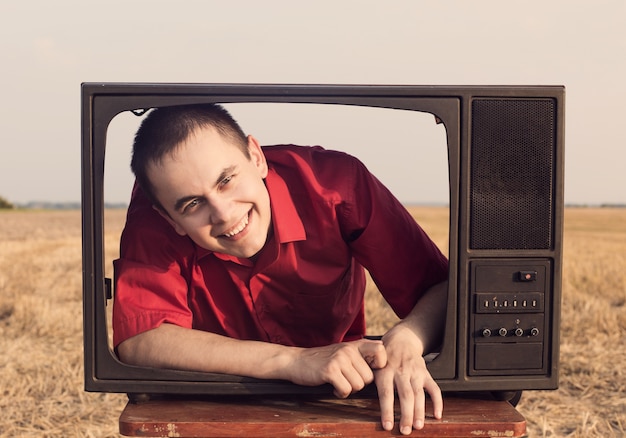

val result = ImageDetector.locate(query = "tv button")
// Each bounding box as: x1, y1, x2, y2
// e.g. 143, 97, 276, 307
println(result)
518, 270, 537, 281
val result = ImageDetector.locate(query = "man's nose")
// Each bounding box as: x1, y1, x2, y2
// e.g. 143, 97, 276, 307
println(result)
207, 199, 233, 225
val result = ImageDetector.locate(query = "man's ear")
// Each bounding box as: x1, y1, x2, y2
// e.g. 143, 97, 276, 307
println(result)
153, 205, 188, 236
247, 135, 268, 178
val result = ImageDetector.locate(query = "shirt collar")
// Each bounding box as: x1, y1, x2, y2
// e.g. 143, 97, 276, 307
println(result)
196, 165, 306, 262
266, 165, 307, 243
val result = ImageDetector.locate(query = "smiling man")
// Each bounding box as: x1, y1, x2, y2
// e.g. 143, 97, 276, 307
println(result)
113, 103, 448, 435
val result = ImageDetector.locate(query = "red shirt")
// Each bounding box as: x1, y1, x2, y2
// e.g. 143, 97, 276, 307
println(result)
113, 145, 448, 348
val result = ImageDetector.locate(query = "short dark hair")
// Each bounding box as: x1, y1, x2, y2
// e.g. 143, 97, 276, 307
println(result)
131, 103, 249, 208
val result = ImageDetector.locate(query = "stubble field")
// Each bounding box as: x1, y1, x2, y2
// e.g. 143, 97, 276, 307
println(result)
0, 207, 624, 437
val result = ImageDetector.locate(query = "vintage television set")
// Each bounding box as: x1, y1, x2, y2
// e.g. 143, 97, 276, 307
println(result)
81, 83, 564, 400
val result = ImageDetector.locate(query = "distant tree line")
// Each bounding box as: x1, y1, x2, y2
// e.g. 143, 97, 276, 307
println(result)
0, 195, 15, 209
0, 197, 126, 210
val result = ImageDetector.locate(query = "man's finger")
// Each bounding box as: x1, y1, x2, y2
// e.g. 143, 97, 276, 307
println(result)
396, 375, 416, 435
425, 376, 444, 419
327, 346, 374, 397
338, 360, 370, 395
350, 356, 375, 388
357, 339, 387, 369
375, 370, 395, 431
328, 372, 353, 399
412, 384, 425, 430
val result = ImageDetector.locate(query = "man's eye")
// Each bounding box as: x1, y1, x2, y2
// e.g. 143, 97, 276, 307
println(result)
183, 199, 200, 213
220, 175, 234, 187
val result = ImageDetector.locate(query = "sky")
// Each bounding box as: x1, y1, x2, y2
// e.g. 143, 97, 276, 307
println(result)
1, 0, 624, 205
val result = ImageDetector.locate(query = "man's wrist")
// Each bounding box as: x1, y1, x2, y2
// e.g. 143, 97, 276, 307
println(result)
382, 322, 425, 357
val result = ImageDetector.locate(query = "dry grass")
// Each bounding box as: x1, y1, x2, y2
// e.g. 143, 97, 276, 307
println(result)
0, 210, 127, 437
513, 208, 626, 437
0, 207, 624, 437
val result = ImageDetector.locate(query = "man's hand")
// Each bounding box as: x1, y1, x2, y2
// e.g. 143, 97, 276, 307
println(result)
375, 324, 442, 434
374, 280, 448, 435
286, 339, 387, 398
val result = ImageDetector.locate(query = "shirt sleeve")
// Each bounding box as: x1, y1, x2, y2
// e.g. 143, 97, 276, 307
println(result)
337, 155, 449, 318
112, 185, 195, 348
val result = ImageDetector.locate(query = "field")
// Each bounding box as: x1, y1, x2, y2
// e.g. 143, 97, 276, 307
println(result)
0, 207, 624, 437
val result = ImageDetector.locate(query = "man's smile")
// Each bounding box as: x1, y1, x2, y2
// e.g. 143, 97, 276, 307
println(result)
221, 211, 251, 239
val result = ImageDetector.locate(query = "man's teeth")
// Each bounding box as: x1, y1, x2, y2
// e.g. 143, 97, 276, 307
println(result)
223, 214, 249, 237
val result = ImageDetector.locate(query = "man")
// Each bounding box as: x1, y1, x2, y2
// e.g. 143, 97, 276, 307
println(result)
113, 103, 448, 435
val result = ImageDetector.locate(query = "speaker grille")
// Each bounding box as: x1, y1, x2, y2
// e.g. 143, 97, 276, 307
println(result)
470, 99, 555, 250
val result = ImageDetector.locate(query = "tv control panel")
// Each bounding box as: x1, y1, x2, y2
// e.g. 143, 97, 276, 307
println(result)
475, 291, 544, 313
469, 260, 551, 375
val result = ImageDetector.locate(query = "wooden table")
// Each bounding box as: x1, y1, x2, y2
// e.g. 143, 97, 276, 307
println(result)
119, 394, 526, 437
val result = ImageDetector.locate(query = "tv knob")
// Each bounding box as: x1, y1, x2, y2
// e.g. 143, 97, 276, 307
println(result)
482, 328, 492, 337
498, 327, 508, 337
514, 328, 524, 337
530, 327, 540, 337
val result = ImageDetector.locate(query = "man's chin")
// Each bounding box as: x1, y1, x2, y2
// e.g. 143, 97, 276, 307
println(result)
216, 242, 265, 260
198, 230, 269, 259
239, 236, 270, 260
240, 243, 266, 260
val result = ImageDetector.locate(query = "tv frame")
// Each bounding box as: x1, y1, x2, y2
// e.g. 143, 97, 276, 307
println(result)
81, 83, 564, 397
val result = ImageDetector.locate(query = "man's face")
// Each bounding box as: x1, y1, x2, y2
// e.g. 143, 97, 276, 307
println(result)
148, 126, 272, 259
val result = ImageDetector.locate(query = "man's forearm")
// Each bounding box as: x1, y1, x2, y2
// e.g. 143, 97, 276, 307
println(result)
117, 323, 296, 380
117, 322, 388, 396
384, 280, 448, 355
